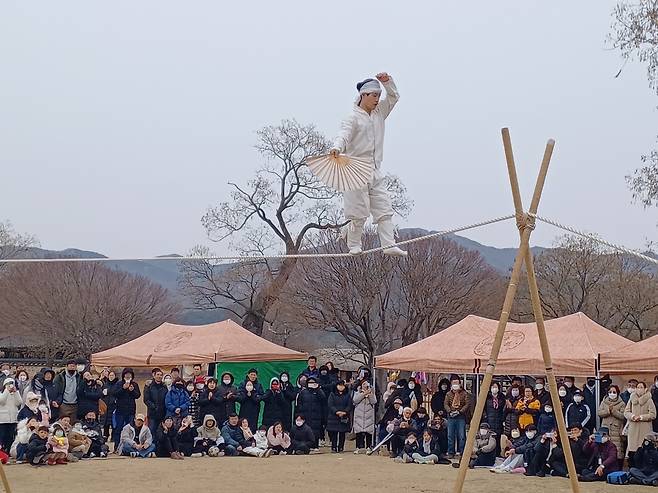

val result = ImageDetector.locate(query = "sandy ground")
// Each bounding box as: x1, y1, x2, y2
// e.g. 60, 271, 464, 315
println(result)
3, 450, 650, 493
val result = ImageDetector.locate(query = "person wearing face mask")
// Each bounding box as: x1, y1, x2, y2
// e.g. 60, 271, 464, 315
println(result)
566, 389, 591, 431
278, 372, 297, 430
101, 370, 117, 441
625, 381, 657, 466
353, 380, 377, 454
578, 426, 619, 481
81, 410, 109, 458
17, 392, 42, 423
389, 406, 418, 459
582, 377, 597, 422
491, 427, 528, 473
262, 377, 288, 429
237, 369, 265, 431
15, 370, 30, 398
216, 372, 238, 426
378, 397, 403, 455
503, 383, 522, 440
188, 377, 205, 427
25, 368, 55, 413
111, 368, 141, 450
318, 365, 337, 400
621, 379, 638, 405
598, 384, 625, 467
534, 377, 551, 408
290, 414, 316, 455
431, 378, 451, 419
407, 378, 423, 413
0, 364, 13, 389
385, 379, 411, 409
484, 382, 506, 456
76, 371, 102, 421
326, 380, 352, 453
163, 374, 173, 391
557, 383, 570, 412
296, 376, 327, 450
537, 403, 557, 435
198, 377, 222, 426
165, 378, 190, 425
515, 387, 541, 431
463, 422, 496, 468
143, 368, 168, 436
0, 378, 23, 451
562, 376, 576, 401
52, 360, 83, 423
11, 417, 37, 463
547, 424, 587, 477
443, 375, 470, 458
47, 422, 70, 465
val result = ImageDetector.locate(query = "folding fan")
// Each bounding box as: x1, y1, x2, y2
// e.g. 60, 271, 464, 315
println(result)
304, 153, 374, 192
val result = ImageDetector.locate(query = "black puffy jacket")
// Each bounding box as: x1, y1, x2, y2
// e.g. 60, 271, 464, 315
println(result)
262, 388, 288, 428
77, 379, 103, 418
326, 389, 352, 433
144, 381, 168, 420
296, 387, 326, 434
112, 368, 141, 416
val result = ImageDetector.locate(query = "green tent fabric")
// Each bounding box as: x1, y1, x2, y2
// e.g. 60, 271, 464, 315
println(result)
216, 359, 308, 427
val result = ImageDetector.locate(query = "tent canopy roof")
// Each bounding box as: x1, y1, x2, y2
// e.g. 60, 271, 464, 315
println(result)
91, 320, 307, 367
600, 333, 658, 374
375, 312, 632, 376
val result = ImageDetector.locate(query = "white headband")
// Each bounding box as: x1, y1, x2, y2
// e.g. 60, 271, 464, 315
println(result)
358, 79, 382, 94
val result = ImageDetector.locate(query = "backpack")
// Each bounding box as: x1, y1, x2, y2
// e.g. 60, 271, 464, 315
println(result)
607, 471, 629, 485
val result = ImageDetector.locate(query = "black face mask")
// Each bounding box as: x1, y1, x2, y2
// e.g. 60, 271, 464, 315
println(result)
67, 370, 76, 375
587, 379, 595, 387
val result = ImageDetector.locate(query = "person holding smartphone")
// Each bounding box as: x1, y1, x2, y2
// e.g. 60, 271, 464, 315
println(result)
111, 368, 141, 450
579, 427, 619, 481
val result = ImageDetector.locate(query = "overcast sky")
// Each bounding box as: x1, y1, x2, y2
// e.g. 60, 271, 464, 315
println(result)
1, 1, 657, 258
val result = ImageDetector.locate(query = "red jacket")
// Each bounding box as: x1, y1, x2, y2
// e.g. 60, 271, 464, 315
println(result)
583, 440, 619, 472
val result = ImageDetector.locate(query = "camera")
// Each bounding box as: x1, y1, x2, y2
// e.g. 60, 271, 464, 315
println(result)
593, 433, 603, 444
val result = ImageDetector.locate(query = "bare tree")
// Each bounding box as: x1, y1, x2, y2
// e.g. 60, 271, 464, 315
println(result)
193, 119, 411, 336
286, 229, 505, 365
513, 234, 658, 340
396, 233, 505, 345
0, 262, 179, 361
609, 2, 658, 206
0, 221, 38, 270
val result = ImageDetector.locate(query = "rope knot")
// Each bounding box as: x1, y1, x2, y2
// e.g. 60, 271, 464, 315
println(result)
516, 212, 536, 232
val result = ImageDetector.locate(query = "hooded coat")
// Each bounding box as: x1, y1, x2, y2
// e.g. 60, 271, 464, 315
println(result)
598, 395, 626, 459
77, 378, 103, 419
26, 368, 55, 409
279, 372, 297, 430
196, 414, 222, 443
112, 368, 141, 417
198, 381, 224, 426
430, 379, 451, 417
352, 386, 377, 434
262, 378, 288, 428
237, 377, 264, 429
0, 383, 23, 424
215, 373, 238, 425
296, 385, 327, 437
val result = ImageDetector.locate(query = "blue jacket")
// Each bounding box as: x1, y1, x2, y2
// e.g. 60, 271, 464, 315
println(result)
165, 387, 190, 417
221, 423, 245, 448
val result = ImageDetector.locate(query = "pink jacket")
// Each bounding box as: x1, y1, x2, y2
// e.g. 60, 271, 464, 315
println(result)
267, 427, 291, 449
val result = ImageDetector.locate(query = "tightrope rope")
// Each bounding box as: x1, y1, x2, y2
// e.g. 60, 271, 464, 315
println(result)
533, 214, 658, 267
0, 214, 516, 263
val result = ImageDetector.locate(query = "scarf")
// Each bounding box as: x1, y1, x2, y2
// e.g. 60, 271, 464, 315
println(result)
492, 395, 500, 410
451, 391, 461, 410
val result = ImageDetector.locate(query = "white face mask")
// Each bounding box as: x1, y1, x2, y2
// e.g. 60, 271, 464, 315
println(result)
441, 384, 448, 391
602, 436, 609, 443
526, 431, 536, 439
479, 428, 487, 435
535, 384, 544, 391
295, 420, 304, 427
308, 383, 318, 389
223, 379, 231, 385
545, 406, 553, 413
2, 370, 10, 376
76, 365, 86, 373
491, 387, 499, 395
574, 396, 583, 403
18, 375, 27, 382
164, 378, 172, 385
628, 387, 636, 394
609, 393, 618, 400
451, 384, 460, 391
196, 384, 204, 390
511, 430, 521, 439
38, 405, 48, 413
187, 386, 194, 392
280, 375, 288, 383
408, 382, 415, 390
559, 389, 567, 397
55, 430, 64, 437
511, 388, 519, 398
246, 383, 254, 391
564, 381, 573, 388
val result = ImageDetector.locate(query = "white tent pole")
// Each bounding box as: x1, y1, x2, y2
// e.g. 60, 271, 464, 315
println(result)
595, 357, 601, 429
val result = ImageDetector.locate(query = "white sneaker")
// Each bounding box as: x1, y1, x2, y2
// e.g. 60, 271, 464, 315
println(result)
382, 246, 408, 257
349, 246, 362, 255
191, 453, 203, 458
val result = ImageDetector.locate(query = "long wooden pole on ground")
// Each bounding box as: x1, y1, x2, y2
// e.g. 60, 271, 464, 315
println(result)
453, 129, 578, 493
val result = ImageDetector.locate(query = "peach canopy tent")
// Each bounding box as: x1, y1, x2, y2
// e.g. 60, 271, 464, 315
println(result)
91, 320, 307, 367
375, 312, 632, 377
600, 333, 658, 374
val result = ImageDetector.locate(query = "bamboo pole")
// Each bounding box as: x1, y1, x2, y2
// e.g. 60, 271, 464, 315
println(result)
452, 128, 551, 492
453, 128, 578, 493
0, 462, 12, 493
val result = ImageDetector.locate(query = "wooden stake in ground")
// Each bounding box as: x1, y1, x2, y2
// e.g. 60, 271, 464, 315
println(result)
452, 129, 579, 493
0, 461, 12, 493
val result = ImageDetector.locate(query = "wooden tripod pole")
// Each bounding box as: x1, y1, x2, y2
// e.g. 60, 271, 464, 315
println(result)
507, 134, 581, 492
453, 128, 564, 493
0, 462, 12, 493
452, 128, 552, 493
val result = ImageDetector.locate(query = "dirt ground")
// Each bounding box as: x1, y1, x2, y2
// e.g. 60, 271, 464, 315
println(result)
3, 450, 649, 493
